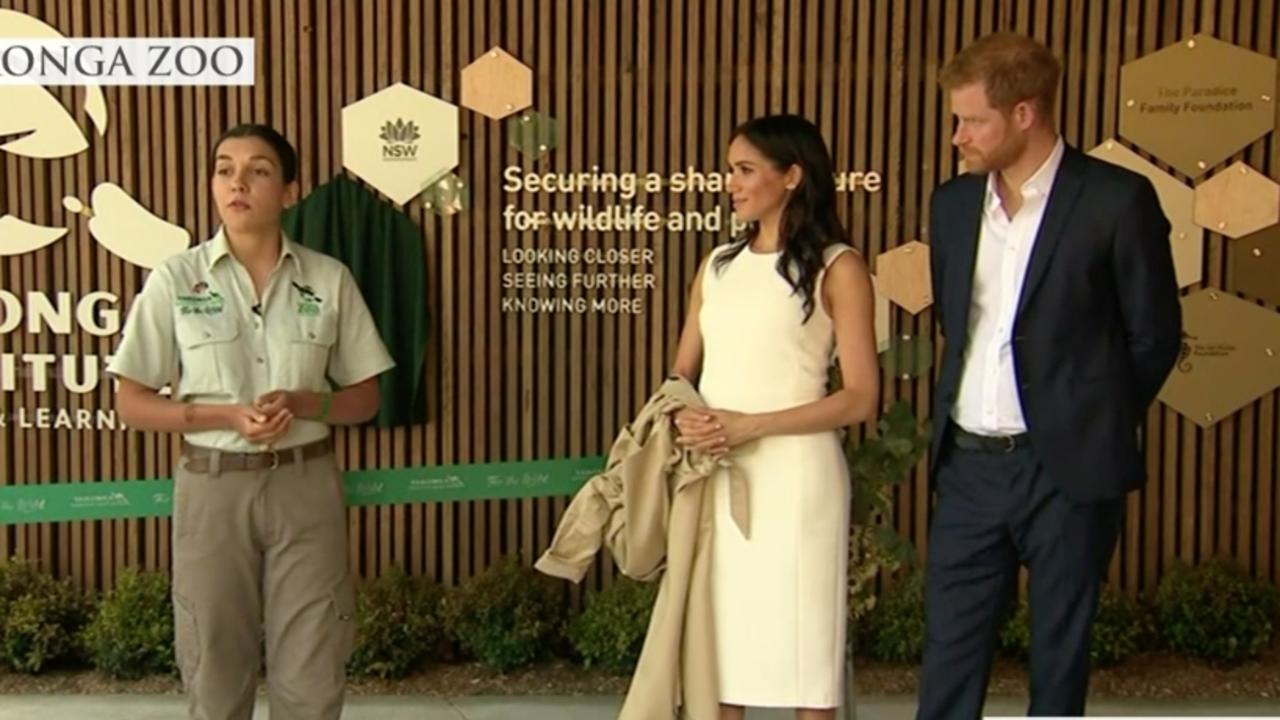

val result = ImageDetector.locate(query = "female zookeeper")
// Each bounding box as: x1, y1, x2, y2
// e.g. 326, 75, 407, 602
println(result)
109, 124, 394, 720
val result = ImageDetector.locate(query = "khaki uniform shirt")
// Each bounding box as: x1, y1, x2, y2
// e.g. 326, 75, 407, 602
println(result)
108, 228, 395, 452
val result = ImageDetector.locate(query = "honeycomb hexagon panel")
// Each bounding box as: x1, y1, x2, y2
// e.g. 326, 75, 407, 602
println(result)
874, 241, 933, 315
461, 47, 533, 121
1158, 288, 1280, 427
1089, 139, 1203, 288
342, 83, 460, 206
1193, 162, 1279, 240
1231, 224, 1280, 306
1118, 35, 1276, 178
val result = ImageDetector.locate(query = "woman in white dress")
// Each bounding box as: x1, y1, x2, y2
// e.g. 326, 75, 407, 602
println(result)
670, 114, 880, 719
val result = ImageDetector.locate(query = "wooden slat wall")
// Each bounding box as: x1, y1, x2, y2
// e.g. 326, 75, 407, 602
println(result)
1, 0, 1277, 599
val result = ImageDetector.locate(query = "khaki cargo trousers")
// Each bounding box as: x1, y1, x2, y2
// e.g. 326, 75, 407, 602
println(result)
172, 441, 355, 720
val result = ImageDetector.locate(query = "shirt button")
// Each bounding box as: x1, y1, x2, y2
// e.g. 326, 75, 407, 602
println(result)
256, 357, 265, 364
308, 332, 316, 340
204, 331, 211, 338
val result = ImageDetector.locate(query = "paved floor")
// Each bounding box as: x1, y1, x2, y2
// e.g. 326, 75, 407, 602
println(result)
0, 694, 1276, 719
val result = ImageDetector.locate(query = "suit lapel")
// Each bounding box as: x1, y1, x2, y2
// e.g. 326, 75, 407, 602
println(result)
946, 175, 985, 352
1015, 145, 1086, 319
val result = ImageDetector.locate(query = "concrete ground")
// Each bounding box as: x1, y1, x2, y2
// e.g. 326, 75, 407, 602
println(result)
1, 694, 1277, 719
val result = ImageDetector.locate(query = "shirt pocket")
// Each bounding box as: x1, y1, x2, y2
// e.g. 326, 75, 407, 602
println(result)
287, 311, 339, 390
174, 314, 241, 397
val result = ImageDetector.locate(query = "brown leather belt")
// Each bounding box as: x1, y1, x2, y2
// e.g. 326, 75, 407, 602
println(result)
181, 438, 331, 474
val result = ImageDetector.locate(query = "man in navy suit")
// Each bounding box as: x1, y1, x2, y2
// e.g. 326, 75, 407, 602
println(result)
916, 32, 1182, 719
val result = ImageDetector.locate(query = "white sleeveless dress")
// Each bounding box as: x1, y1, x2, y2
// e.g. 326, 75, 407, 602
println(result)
698, 242, 853, 708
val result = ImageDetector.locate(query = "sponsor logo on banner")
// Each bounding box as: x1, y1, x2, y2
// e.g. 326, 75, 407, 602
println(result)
0, 499, 47, 515
69, 492, 130, 510
409, 475, 465, 492
351, 481, 385, 498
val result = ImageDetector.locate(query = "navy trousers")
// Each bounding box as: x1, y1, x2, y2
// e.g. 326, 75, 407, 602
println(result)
915, 432, 1123, 719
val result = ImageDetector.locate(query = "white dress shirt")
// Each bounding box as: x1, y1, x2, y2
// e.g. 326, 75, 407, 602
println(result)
953, 137, 1065, 436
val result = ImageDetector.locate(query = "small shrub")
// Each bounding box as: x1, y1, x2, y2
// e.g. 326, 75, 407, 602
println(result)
1090, 588, 1153, 666
82, 568, 175, 679
845, 401, 929, 625
1000, 588, 1152, 666
569, 577, 658, 673
1155, 559, 1280, 663
998, 599, 1031, 659
859, 572, 926, 663
0, 558, 92, 673
348, 566, 447, 679
442, 556, 564, 672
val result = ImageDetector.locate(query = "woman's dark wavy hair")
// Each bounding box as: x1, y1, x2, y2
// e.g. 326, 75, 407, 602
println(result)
715, 114, 849, 322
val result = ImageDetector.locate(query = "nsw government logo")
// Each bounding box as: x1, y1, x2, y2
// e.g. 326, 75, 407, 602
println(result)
379, 118, 420, 161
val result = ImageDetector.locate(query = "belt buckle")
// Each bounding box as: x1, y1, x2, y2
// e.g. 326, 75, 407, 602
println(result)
1002, 435, 1017, 453
265, 449, 280, 470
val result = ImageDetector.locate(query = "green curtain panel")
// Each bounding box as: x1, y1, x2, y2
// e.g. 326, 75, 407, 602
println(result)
283, 173, 430, 426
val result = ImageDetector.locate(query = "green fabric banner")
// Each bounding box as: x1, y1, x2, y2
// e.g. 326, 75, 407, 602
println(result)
282, 173, 432, 427
0, 456, 604, 526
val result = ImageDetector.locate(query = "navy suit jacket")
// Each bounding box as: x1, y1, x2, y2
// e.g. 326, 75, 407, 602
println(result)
928, 145, 1182, 502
